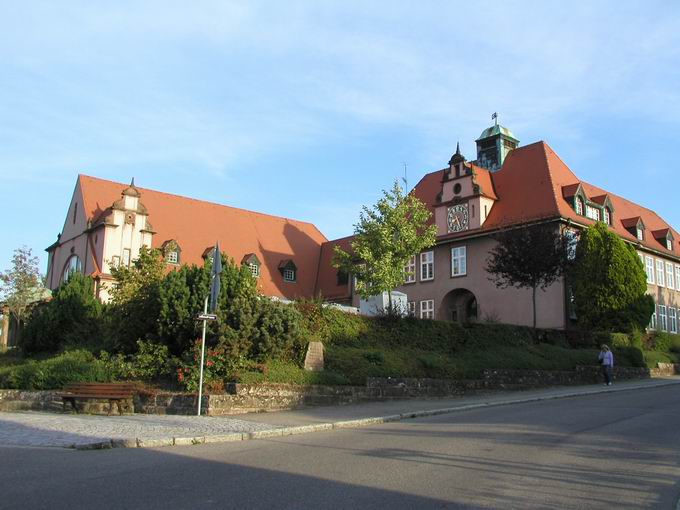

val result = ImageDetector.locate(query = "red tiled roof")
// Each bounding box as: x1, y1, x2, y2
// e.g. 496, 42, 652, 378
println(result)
78, 175, 328, 300
409, 141, 680, 256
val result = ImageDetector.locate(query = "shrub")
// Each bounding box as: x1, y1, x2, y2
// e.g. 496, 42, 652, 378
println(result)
100, 340, 179, 381
21, 274, 104, 354
0, 350, 114, 390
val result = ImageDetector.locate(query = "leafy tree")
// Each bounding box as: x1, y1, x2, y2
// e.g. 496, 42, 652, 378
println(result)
0, 246, 44, 344
486, 223, 568, 330
570, 222, 652, 332
333, 180, 437, 313
22, 273, 103, 354
108, 246, 166, 352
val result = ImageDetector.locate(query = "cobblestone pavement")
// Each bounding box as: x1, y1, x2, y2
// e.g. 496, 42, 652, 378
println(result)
0, 412, 281, 448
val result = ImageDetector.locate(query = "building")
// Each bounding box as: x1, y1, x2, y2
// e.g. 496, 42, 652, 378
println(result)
45, 176, 328, 302
317, 123, 680, 330
46, 122, 680, 331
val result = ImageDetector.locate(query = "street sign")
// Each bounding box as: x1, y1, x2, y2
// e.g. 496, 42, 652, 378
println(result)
197, 313, 218, 321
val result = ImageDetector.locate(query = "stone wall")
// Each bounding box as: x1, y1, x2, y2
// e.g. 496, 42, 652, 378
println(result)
1, 364, 676, 416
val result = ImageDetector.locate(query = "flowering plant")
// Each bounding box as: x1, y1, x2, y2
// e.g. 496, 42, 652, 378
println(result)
177, 339, 244, 392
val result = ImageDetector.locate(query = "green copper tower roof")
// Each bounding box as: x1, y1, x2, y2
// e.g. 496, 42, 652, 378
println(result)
476, 124, 519, 142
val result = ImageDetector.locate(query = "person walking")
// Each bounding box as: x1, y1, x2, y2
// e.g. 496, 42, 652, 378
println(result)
598, 344, 614, 386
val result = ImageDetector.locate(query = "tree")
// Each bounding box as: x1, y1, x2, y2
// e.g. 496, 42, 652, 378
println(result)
21, 273, 103, 354
486, 223, 568, 330
0, 246, 44, 345
108, 246, 166, 352
570, 222, 653, 332
332, 180, 437, 314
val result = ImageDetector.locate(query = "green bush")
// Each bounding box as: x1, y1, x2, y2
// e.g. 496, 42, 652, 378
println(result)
100, 340, 179, 381
0, 350, 114, 390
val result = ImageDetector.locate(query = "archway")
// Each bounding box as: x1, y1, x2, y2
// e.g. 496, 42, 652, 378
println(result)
443, 288, 478, 324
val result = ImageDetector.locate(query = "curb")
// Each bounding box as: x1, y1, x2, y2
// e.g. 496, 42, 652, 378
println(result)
71, 379, 680, 451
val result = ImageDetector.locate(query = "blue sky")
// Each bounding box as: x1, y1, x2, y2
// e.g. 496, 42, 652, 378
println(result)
2, 1, 680, 274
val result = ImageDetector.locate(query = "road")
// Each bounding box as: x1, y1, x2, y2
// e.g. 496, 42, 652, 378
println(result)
2, 385, 680, 509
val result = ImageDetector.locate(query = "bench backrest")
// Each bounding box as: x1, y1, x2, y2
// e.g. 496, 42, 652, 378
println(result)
62, 382, 137, 397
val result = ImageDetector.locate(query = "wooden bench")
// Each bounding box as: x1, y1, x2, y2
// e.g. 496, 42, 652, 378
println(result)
60, 383, 136, 415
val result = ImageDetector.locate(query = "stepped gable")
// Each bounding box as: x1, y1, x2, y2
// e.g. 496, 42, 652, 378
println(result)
77, 175, 328, 300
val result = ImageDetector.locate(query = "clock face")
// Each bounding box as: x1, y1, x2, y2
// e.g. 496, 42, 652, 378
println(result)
447, 204, 469, 233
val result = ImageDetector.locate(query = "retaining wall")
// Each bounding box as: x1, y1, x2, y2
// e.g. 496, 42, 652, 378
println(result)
1, 364, 677, 415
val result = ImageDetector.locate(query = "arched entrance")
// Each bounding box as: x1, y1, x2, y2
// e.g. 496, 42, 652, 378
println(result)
443, 288, 478, 324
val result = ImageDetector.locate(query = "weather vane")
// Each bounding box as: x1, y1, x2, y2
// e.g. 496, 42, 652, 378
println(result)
492, 112, 498, 125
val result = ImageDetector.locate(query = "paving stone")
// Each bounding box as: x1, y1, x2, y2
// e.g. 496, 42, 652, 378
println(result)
0, 412, 281, 448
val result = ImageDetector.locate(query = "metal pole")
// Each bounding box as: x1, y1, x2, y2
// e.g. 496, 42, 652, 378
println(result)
197, 296, 209, 416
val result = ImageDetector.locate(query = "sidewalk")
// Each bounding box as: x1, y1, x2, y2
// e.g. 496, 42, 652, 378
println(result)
1, 377, 678, 450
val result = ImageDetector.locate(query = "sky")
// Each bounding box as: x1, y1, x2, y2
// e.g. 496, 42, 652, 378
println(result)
1, 1, 680, 274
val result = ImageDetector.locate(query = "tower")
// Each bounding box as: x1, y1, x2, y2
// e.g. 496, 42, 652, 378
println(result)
475, 115, 519, 172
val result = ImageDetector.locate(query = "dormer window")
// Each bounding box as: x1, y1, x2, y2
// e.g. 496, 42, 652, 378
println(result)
241, 253, 261, 278
161, 240, 181, 265
575, 197, 583, 215
604, 207, 611, 225
585, 205, 600, 221
667, 239, 673, 251
278, 259, 297, 282
636, 227, 644, 241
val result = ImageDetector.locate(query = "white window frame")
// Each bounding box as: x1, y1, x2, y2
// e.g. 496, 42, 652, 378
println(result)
404, 256, 416, 284
166, 251, 179, 264
283, 268, 296, 282
420, 299, 434, 319
249, 263, 260, 278
637, 227, 644, 241
406, 301, 416, 317
604, 208, 611, 225
123, 248, 131, 267
666, 262, 675, 290
451, 246, 467, 277
659, 304, 667, 332
675, 265, 680, 290
420, 251, 434, 281
645, 256, 655, 284
667, 239, 673, 251
656, 259, 665, 287
650, 308, 657, 330
575, 197, 583, 215
670, 307, 677, 334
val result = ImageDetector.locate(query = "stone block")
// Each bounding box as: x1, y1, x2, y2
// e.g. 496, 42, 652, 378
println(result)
304, 341, 324, 371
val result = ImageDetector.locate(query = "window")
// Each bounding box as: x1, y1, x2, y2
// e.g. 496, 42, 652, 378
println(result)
604, 208, 611, 225
667, 239, 673, 251
670, 308, 678, 334
656, 259, 665, 287
73, 202, 78, 224
420, 251, 434, 281
650, 307, 657, 330
585, 205, 600, 221
406, 301, 416, 317
62, 255, 83, 283
122, 248, 131, 267
404, 256, 416, 283
575, 197, 583, 215
645, 256, 655, 284
666, 262, 675, 290
283, 268, 296, 282
111, 255, 121, 268
166, 251, 179, 264
636, 227, 644, 241
420, 300, 434, 319
659, 305, 667, 332
336, 270, 349, 286
249, 263, 260, 278
675, 265, 680, 290
451, 246, 467, 276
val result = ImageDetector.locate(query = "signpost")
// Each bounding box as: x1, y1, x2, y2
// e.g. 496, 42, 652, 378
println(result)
197, 243, 221, 416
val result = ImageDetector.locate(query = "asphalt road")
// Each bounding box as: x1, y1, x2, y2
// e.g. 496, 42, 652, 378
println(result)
2, 385, 680, 510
